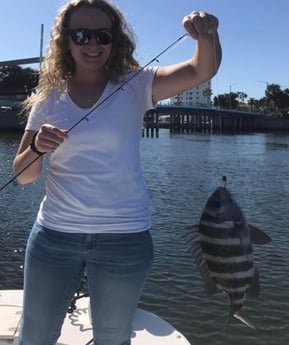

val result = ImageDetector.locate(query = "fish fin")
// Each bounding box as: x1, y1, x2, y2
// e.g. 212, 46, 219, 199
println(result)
246, 267, 260, 299
186, 224, 199, 232
186, 225, 220, 295
233, 310, 255, 329
183, 225, 199, 241
185, 225, 200, 247
249, 224, 272, 245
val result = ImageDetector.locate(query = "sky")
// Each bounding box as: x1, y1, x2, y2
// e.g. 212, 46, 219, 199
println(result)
0, 0, 288, 100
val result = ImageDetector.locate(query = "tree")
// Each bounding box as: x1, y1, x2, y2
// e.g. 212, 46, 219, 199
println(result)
274, 90, 289, 117
248, 97, 257, 111
202, 87, 213, 98
265, 83, 282, 100
213, 83, 289, 116
0, 65, 38, 94
264, 83, 281, 112
202, 87, 213, 107
173, 94, 183, 106
237, 92, 248, 104
213, 93, 238, 109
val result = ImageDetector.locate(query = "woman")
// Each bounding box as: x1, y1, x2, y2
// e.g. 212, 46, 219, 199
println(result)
13, 0, 221, 344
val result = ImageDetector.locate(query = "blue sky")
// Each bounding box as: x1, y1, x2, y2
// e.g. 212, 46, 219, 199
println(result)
0, 0, 288, 100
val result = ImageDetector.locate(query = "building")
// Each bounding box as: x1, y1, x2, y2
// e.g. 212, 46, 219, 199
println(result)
169, 80, 212, 107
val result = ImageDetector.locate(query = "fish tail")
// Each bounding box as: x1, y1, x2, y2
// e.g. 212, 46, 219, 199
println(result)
233, 310, 255, 329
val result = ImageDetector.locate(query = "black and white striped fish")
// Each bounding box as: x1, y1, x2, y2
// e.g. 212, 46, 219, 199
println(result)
189, 186, 271, 328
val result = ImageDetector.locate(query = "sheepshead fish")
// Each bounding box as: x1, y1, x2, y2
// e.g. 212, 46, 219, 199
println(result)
189, 186, 271, 329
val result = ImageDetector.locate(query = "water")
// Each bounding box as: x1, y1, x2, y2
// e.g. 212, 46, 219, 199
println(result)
1, 130, 289, 344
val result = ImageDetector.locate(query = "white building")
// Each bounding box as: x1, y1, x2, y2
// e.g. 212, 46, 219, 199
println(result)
169, 80, 212, 107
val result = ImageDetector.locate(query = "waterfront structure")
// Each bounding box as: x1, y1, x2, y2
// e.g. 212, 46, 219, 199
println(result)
169, 80, 211, 107
3, 104, 289, 134
143, 106, 289, 137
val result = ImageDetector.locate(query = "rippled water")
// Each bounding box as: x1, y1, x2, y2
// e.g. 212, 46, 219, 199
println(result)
1, 130, 289, 344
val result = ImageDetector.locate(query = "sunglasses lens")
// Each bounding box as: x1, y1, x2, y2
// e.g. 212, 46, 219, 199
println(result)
96, 30, 113, 45
70, 29, 90, 45
69, 29, 113, 45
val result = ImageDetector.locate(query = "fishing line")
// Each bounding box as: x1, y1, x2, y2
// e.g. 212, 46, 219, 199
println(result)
0, 33, 189, 193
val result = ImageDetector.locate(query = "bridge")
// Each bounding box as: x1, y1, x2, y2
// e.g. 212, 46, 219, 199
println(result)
0, 102, 289, 133
143, 105, 288, 136
0, 55, 288, 134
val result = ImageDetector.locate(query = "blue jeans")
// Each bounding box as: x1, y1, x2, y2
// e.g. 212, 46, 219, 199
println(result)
19, 222, 154, 345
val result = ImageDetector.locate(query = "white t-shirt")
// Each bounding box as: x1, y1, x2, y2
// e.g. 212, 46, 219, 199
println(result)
25, 67, 157, 233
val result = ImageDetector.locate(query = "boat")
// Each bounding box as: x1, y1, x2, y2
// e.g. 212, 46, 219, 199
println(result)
0, 290, 191, 345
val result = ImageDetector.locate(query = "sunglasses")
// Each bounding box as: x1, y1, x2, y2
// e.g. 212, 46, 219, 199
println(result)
69, 28, 114, 46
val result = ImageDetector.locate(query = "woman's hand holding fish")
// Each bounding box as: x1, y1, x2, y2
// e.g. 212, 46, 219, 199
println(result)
35, 124, 68, 153
183, 11, 218, 40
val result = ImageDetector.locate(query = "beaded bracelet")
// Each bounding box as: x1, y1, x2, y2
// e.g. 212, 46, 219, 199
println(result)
30, 131, 45, 155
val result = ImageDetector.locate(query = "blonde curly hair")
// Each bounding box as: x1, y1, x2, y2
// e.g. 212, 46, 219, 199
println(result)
24, 0, 139, 111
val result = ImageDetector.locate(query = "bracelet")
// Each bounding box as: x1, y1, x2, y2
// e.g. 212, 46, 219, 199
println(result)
30, 131, 45, 155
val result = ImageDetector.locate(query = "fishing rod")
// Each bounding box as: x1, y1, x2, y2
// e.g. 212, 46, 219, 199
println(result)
0, 33, 189, 193
67, 33, 189, 133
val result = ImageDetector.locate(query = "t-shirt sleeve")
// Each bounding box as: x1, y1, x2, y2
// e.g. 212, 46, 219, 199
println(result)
142, 66, 158, 112
130, 66, 157, 113
25, 99, 48, 131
